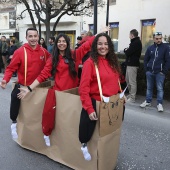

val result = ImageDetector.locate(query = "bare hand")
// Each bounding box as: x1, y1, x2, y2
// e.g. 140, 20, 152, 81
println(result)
100, 26, 110, 33
17, 87, 30, 99
0, 80, 7, 89
9, 55, 13, 59
89, 112, 98, 121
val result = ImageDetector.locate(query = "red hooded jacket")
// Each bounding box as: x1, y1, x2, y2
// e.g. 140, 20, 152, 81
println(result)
79, 57, 120, 115
3, 43, 51, 86
36, 36, 95, 91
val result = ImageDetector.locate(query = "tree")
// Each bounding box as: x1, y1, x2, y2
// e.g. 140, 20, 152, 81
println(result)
16, 0, 105, 44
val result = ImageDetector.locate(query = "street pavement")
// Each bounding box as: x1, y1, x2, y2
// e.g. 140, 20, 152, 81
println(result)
0, 73, 170, 170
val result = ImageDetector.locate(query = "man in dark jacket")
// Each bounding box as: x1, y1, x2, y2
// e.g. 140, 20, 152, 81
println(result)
140, 32, 170, 112
124, 29, 142, 103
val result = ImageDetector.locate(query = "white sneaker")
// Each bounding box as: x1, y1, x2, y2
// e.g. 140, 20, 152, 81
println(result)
11, 123, 18, 140
44, 135, 50, 146
157, 104, 163, 112
126, 98, 135, 103
140, 101, 151, 108
81, 146, 91, 161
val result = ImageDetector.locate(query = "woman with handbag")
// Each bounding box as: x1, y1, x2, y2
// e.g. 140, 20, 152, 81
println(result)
78, 33, 123, 161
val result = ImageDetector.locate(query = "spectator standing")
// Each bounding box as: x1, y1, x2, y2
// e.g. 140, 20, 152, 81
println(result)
124, 29, 142, 103
39, 37, 47, 49
1, 36, 8, 71
75, 36, 82, 49
0, 28, 51, 140
47, 37, 55, 54
7, 39, 18, 77
140, 32, 170, 112
0, 37, 2, 73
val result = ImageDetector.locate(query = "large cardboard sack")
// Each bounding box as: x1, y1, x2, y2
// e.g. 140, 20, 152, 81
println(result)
16, 85, 123, 170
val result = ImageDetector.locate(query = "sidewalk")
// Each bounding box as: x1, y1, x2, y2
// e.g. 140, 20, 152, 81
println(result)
126, 94, 170, 114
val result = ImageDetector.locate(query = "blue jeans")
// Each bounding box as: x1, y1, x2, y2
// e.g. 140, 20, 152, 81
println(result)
146, 71, 165, 104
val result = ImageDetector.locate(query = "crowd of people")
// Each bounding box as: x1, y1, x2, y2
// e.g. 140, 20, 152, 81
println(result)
0, 36, 18, 76
0, 27, 170, 162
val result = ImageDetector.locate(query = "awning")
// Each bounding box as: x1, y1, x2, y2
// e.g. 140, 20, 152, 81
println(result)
0, 29, 16, 33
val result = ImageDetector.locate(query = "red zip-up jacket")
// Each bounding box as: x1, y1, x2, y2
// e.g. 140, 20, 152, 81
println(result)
3, 43, 51, 86
79, 57, 120, 115
36, 36, 95, 91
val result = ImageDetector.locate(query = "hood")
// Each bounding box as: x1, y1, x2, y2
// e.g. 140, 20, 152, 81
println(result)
80, 36, 92, 44
23, 43, 41, 52
131, 37, 140, 43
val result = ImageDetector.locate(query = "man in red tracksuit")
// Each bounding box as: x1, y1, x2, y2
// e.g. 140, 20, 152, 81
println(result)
0, 27, 51, 141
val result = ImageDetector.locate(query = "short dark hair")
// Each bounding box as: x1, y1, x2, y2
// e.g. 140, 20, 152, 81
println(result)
10, 39, 15, 44
130, 29, 138, 37
26, 28, 38, 36
77, 36, 82, 41
1, 36, 6, 39
49, 37, 55, 42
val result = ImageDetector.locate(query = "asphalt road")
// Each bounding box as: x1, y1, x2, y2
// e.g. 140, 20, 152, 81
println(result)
0, 75, 170, 170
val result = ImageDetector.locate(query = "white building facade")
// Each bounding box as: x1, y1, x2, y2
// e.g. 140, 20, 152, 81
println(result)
1, 0, 169, 53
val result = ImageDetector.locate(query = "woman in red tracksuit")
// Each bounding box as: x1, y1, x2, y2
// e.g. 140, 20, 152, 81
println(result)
78, 33, 121, 161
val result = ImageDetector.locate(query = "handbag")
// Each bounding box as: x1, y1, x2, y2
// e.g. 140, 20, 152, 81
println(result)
95, 64, 124, 137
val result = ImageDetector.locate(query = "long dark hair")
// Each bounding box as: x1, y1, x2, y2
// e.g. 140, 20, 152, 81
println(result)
91, 33, 121, 74
51, 33, 77, 78
39, 38, 47, 49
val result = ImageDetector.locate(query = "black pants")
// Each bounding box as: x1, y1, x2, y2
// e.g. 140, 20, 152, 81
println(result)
10, 84, 21, 122
79, 98, 97, 143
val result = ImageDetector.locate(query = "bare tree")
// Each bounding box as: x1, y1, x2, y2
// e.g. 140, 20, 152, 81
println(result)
16, 0, 105, 43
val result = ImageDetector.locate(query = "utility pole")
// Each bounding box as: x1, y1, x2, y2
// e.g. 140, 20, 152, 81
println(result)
106, 0, 109, 34
93, 0, 97, 34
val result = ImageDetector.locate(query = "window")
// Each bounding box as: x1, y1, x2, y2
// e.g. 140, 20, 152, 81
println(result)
109, 0, 116, 5
89, 24, 94, 34
109, 22, 119, 52
141, 19, 156, 53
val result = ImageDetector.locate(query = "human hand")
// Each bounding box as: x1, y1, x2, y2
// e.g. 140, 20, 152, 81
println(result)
17, 87, 30, 99
96, 26, 110, 36
0, 80, 7, 89
9, 55, 13, 59
89, 112, 98, 121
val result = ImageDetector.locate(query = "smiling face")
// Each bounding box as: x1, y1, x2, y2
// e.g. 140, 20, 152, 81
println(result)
97, 36, 109, 57
40, 38, 45, 45
26, 30, 39, 49
57, 36, 67, 53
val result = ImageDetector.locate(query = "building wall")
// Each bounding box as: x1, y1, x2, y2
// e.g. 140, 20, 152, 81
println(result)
83, 0, 170, 52
16, 0, 170, 51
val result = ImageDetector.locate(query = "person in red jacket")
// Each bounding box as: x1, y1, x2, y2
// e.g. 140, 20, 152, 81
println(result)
78, 33, 121, 161
17, 27, 110, 146
0, 28, 51, 141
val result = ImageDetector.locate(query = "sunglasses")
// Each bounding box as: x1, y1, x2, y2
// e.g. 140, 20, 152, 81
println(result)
153, 32, 162, 36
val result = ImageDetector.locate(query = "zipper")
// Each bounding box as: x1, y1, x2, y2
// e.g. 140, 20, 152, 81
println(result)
152, 45, 158, 72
